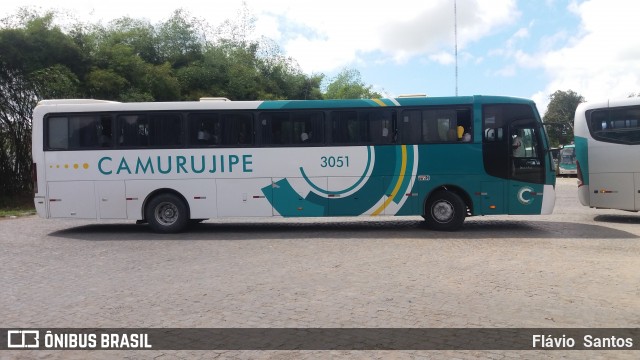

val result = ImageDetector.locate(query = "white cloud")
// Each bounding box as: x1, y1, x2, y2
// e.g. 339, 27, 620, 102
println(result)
531, 90, 550, 116
513, 50, 538, 68
254, 14, 282, 42
250, 0, 518, 73
485, 22, 535, 78
508, 27, 530, 46
494, 65, 517, 77
429, 51, 455, 65
536, 0, 640, 105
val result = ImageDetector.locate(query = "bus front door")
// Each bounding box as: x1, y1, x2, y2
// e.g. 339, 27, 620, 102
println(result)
508, 121, 546, 214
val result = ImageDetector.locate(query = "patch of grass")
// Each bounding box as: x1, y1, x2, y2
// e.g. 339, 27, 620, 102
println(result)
0, 193, 36, 217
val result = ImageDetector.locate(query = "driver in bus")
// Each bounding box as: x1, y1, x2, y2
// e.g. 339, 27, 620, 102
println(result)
512, 132, 524, 157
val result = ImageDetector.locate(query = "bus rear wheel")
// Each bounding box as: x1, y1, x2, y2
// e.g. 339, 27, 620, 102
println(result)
145, 193, 189, 233
423, 190, 465, 231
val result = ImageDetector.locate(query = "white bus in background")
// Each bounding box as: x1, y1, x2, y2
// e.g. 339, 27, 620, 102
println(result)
574, 97, 640, 211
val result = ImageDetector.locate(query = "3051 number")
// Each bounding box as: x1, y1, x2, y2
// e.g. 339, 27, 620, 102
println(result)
320, 156, 350, 168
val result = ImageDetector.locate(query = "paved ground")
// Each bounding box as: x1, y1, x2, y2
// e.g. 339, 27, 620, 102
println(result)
1, 178, 639, 359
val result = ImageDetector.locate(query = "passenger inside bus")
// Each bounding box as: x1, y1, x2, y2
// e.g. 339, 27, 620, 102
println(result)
512, 132, 524, 157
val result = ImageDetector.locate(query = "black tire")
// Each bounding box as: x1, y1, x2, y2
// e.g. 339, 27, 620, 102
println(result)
423, 190, 466, 231
145, 193, 189, 233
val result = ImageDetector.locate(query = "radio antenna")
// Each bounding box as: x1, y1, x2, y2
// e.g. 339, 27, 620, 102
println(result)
454, 0, 458, 96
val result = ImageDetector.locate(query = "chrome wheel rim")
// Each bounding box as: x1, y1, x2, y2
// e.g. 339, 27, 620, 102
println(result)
155, 202, 179, 226
432, 200, 454, 223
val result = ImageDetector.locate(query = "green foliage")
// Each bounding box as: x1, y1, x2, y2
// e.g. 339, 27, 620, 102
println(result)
0, 65, 38, 195
85, 68, 129, 99
156, 10, 204, 67
324, 68, 382, 99
0, 11, 86, 75
145, 62, 181, 101
543, 89, 585, 147
31, 64, 81, 98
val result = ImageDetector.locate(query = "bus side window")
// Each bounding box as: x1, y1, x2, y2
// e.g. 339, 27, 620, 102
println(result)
367, 109, 394, 144
331, 111, 360, 144
149, 114, 182, 147
456, 108, 472, 142
98, 116, 112, 147
118, 115, 147, 147
260, 112, 289, 145
222, 113, 253, 146
399, 110, 421, 144
398, 107, 470, 144
47, 117, 69, 150
189, 113, 219, 147
46, 115, 112, 150
433, 109, 457, 142
291, 111, 324, 145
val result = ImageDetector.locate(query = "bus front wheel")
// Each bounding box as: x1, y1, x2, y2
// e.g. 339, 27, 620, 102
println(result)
145, 193, 189, 233
423, 191, 465, 231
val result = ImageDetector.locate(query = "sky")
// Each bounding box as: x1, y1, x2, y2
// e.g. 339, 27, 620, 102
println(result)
2, 0, 640, 113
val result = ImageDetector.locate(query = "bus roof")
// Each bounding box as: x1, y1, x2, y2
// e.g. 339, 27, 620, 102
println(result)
575, 97, 640, 113
33, 95, 535, 113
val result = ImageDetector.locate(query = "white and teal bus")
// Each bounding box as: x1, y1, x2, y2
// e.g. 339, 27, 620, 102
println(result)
575, 97, 640, 211
556, 143, 576, 176
32, 95, 556, 233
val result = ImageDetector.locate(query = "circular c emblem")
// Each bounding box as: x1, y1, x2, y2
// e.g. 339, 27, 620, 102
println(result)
517, 186, 534, 205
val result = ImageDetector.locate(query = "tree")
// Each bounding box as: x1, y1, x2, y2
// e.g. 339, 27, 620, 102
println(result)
156, 10, 204, 67
0, 11, 86, 76
0, 11, 83, 195
543, 90, 585, 147
323, 68, 381, 99
0, 63, 79, 195
89, 17, 160, 65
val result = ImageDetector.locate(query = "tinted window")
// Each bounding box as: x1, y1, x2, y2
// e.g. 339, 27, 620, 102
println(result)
189, 112, 253, 147
399, 107, 471, 143
117, 113, 182, 147
260, 111, 323, 145
482, 104, 541, 181
46, 115, 112, 150
511, 124, 544, 183
331, 109, 393, 144
588, 106, 640, 144
224, 113, 254, 146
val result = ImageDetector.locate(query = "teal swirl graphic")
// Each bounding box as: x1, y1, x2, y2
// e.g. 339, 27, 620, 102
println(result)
261, 145, 417, 217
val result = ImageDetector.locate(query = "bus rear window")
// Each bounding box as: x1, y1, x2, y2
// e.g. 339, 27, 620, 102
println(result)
588, 106, 640, 144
